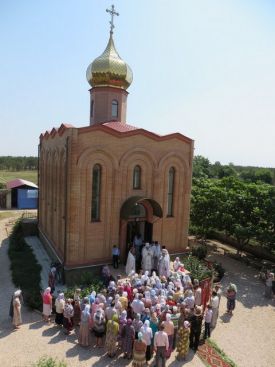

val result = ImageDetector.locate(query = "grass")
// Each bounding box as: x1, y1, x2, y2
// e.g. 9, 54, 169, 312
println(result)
0, 170, 37, 184
30, 356, 67, 367
8, 220, 42, 310
0, 211, 20, 221
206, 339, 238, 367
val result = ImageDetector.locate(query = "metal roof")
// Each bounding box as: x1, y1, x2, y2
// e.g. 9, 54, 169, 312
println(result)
6, 179, 38, 189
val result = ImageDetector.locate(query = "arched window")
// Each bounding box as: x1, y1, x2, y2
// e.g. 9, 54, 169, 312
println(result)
167, 167, 175, 216
133, 165, 141, 189
112, 99, 118, 118
91, 99, 94, 117
91, 164, 101, 221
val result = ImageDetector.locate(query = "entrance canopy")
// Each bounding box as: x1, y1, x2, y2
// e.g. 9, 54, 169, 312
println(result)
120, 196, 163, 220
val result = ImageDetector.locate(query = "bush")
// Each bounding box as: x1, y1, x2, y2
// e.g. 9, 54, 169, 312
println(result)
31, 356, 67, 367
183, 255, 213, 281
191, 245, 207, 260
8, 219, 42, 310
213, 261, 225, 281
64, 278, 104, 300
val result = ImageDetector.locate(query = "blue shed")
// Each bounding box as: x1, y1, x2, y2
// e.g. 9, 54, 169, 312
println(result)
7, 179, 38, 209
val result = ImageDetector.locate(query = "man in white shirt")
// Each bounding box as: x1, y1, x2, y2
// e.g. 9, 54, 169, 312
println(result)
154, 322, 169, 366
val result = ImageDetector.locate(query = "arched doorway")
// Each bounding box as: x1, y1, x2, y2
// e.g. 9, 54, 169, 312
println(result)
119, 196, 163, 263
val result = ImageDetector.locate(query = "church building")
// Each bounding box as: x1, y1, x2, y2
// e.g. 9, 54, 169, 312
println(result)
38, 6, 194, 282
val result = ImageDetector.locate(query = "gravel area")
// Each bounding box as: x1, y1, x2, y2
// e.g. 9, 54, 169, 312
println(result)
208, 248, 275, 367
1, 215, 274, 367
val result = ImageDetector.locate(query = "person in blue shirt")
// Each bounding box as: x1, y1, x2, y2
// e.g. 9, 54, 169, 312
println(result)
112, 245, 120, 269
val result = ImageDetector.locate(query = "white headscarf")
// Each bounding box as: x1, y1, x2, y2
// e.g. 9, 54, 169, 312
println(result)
44, 287, 51, 295
14, 289, 22, 297
144, 319, 150, 329
120, 310, 127, 321
57, 292, 64, 301
83, 304, 90, 317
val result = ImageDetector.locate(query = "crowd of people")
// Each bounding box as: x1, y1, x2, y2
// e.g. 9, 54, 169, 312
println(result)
42, 246, 231, 366
9, 241, 240, 366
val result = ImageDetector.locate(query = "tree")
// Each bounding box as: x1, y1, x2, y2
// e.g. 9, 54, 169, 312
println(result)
192, 156, 211, 178
191, 176, 275, 254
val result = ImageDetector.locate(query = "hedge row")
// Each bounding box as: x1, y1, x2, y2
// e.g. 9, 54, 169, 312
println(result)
8, 220, 42, 310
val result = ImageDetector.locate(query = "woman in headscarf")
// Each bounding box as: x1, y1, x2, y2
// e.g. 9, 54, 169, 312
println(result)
132, 331, 147, 367
12, 290, 22, 329
114, 294, 122, 315
90, 297, 100, 328
163, 313, 174, 358
105, 314, 119, 357
63, 298, 74, 335
55, 292, 65, 326
73, 288, 81, 326
173, 257, 181, 272
121, 318, 135, 359
78, 304, 91, 347
132, 313, 143, 339
93, 308, 106, 347
117, 309, 127, 347
42, 287, 52, 323
176, 320, 190, 361
226, 283, 237, 315
140, 319, 153, 363
124, 280, 133, 302
149, 312, 159, 338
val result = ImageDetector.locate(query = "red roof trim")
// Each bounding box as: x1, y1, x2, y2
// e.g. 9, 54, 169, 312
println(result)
7, 178, 38, 189
40, 123, 75, 140
79, 122, 193, 143
40, 121, 193, 144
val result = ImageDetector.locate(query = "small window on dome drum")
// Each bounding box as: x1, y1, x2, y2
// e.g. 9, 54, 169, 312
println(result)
112, 99, 118, 118
91, 100, 94, 117
133, 165, 141, 189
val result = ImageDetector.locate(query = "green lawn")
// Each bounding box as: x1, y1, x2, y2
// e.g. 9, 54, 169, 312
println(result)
0, 211, 20, 221
0, 170, 37, 184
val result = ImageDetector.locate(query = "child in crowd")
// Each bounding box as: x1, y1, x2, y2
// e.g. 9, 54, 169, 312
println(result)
204, 304, 213, 339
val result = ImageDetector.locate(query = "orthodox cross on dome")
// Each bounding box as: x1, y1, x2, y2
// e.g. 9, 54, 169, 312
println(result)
106, 4, 119, 34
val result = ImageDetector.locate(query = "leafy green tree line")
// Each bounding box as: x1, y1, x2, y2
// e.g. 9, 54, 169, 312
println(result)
193, 155, 275, 185
0, 156, 38, 171
190, 176, 275, 253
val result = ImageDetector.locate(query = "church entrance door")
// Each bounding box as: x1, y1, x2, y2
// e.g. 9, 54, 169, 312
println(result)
119, 196, 163, 264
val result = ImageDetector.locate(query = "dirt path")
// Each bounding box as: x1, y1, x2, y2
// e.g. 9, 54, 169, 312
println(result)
208, 248, 275, 367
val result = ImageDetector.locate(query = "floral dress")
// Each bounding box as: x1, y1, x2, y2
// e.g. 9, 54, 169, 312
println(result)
105, 318, 119, 357
176, 326, 190, 360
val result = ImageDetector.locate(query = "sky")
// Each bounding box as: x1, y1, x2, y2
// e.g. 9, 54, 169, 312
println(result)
0, 0, 275, 167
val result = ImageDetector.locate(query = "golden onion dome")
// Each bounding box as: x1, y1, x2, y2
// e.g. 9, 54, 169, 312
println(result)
86, 34, 133, 90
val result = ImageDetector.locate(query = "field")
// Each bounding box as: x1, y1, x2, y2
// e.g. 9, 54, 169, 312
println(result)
0, 170, 38, 185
